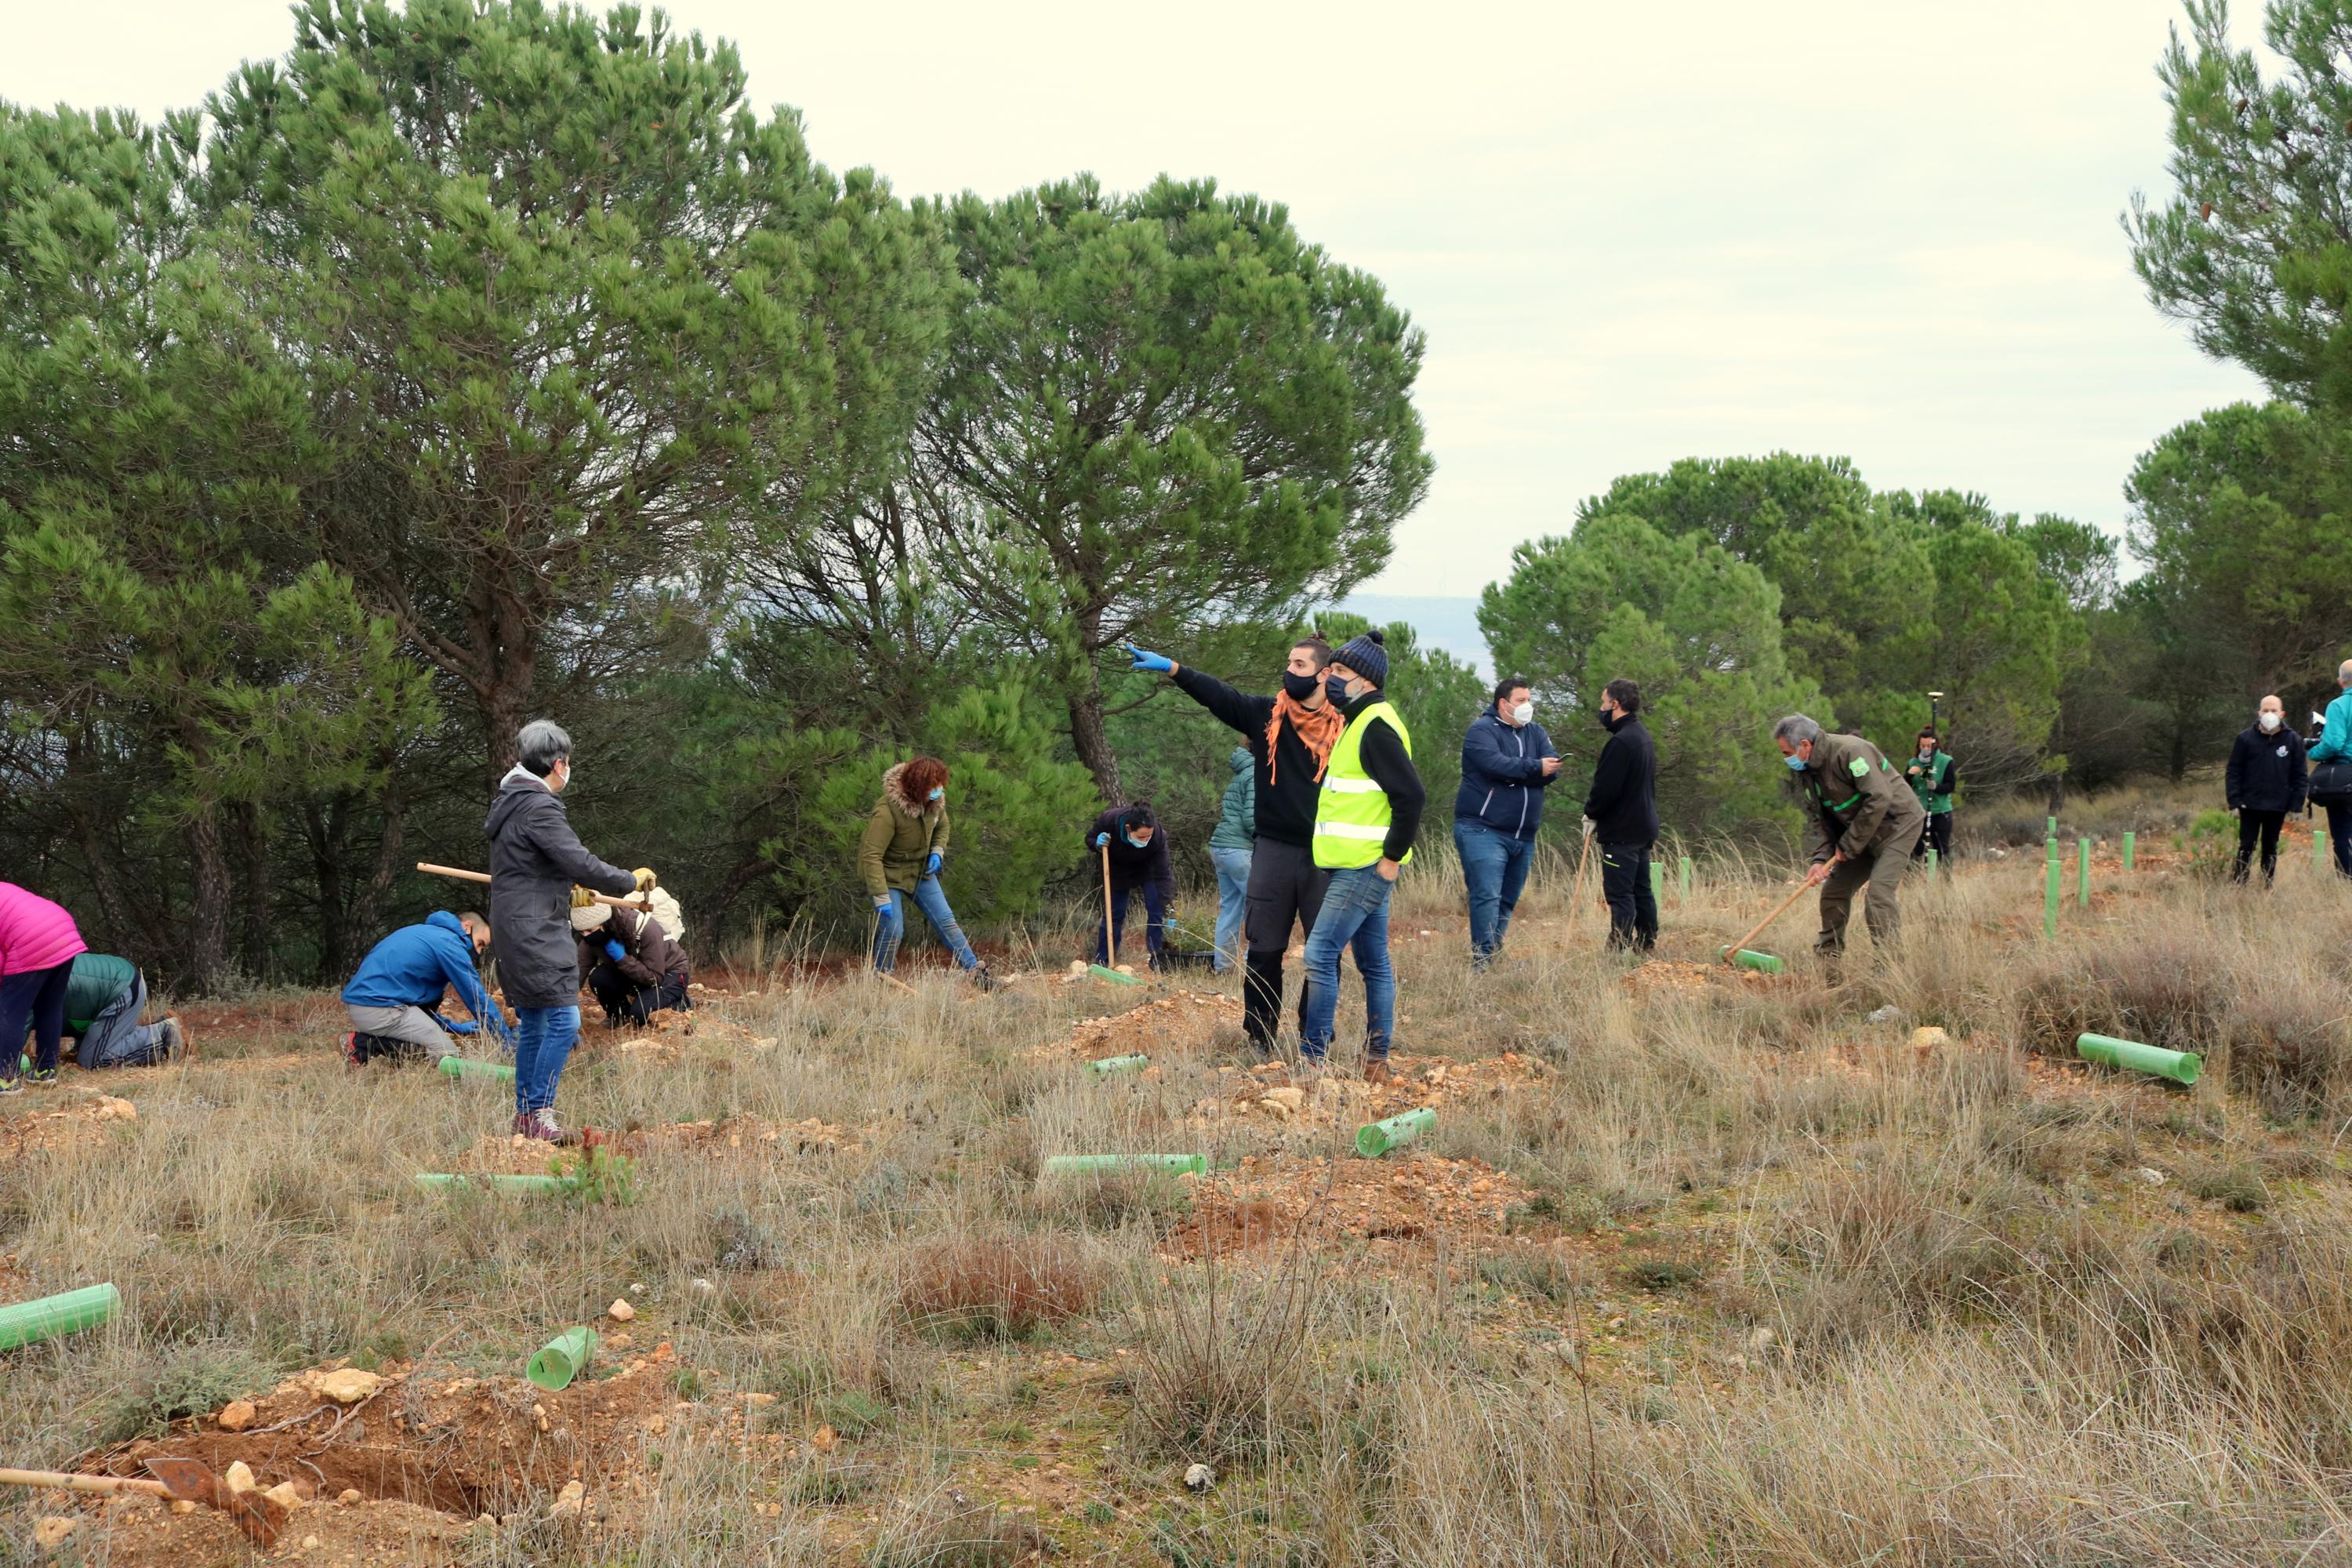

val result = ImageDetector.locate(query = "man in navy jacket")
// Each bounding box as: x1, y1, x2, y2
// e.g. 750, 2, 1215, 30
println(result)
1453, 677, 1561, 967
340, 909, 510, 1068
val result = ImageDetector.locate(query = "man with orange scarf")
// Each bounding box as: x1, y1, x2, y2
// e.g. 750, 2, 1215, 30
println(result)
1128, 636, 1342, 1057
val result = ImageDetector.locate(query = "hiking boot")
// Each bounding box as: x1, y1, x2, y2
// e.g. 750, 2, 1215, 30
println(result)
968, 963, 1000, 994
341, 1031, 367, 1073
23, 1068, 59, 1087
514, 1109, 581, 1147
159, 1016, 191, 1062
1363, 1058, 1392, 1086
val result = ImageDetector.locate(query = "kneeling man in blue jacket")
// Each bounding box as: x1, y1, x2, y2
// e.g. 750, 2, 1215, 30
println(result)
340, 910, 512, 1069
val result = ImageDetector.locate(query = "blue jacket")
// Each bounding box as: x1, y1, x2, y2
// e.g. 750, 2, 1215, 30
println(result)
342, 911, 510, 1043
1454, 706, 1559, 840
2313, 689, 2352, 764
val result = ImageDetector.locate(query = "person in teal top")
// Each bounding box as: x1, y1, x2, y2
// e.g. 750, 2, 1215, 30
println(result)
2308, 659, 2352, 877
19, 953, 187, 1071
1207, 746, 1254, 975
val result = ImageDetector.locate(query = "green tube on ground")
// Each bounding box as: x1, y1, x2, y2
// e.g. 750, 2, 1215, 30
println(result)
526, 1326, 599, 1392
2078, 837, 2092, 906
437, 1055, 516, 1083
1679, 856, 1693, 902
2122, 830, 2135, 869
1719, 947, 1784, 974
1356, 1106, 1436, 1159
0, 1283, 119, 1352
1087, 964, 1143, 987
2075, 1033, 2201, 1087
1039, 1152, 1205, 1178
414, 1172, 569, 1195
2043, 855, 2060, 939
1083, 1053, 1150, 1077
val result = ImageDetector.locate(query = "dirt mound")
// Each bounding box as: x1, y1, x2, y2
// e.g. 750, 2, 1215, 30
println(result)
1189, 1052, 1548, 1141
1626, 958, 1787, 995
1166, 1152, 1541, 1260
456, 1114, 866, 1174
0, 1091, 139, 1157
1036, 991, 1243, 1063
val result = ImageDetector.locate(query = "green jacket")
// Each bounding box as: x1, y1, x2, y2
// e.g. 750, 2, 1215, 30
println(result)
1209, 748, 1255, 850
1796, 731, 1926, 862
858, 764, 951, 897
1904, 748, 1956, 815
64, 953, 136, 1031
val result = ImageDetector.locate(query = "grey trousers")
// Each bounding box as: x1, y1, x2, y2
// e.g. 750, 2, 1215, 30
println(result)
1817, 844, 1911, 955
77, 971, 171, 1069
345, 1002, 459, 1059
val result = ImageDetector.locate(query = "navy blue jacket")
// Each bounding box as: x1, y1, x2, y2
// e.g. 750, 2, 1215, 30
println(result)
2227, 724, 2307, 814
342, 911, 510, 1044
1454, 706, 1559, 840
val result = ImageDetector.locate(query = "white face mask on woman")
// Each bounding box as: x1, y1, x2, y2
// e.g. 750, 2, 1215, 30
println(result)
2259, 711, 2282, 732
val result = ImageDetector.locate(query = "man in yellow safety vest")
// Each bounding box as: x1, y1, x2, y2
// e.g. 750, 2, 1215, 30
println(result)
1302, 630, 1425, 1084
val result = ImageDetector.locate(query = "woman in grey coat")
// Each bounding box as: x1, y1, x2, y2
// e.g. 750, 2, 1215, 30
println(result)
485, 720, 645, 1143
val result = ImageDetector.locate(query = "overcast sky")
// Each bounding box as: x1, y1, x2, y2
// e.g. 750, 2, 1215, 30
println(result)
5, 1, 2269, 597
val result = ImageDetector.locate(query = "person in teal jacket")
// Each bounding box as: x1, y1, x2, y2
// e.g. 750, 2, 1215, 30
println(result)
2308, 659, 2352, 877
1207, 746, 1255, 974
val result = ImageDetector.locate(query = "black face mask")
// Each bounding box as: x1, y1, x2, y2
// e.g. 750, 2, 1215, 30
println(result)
1282, 670, 1319, 702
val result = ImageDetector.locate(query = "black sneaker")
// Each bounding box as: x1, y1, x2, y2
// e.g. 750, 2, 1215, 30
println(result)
0, 1076, 20, 1097
23, 1068, 59, 1087
968, 963, 1000, 993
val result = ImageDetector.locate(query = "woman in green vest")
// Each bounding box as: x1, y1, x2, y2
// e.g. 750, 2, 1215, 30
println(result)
1301, 632, 1425, 1085
1904, 728, 1958, 862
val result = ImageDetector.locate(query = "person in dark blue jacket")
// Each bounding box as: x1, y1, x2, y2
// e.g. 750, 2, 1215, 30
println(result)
339, 910, 510, 1069
2226, 693, 2307, 885
1453, 677, 1561, 967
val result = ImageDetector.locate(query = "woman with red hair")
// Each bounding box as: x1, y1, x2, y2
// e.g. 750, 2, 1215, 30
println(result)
858, 757, 991, 986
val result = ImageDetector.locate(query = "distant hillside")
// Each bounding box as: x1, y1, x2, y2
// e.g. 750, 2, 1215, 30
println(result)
1330, 594, 1490, 673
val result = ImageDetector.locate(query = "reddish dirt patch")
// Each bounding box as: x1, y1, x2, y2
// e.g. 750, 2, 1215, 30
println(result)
1035, 991, 1243, 1064
1189, 1051, 1549, 1143
1165, 1152, 1542, 1260
0, 1091, 140, 1158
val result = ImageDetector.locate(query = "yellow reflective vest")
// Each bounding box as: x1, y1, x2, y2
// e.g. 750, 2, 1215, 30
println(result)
1312, 702, 1414, 870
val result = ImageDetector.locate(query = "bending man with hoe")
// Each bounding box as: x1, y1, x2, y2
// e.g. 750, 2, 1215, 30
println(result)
485, 720, 652, 1144
1126, 634, 1341, 1054
1774, 715, 1924, 968
1088, 804, 1175, 971
341, 911, 510, 1067
1303, 631, 1425, 1084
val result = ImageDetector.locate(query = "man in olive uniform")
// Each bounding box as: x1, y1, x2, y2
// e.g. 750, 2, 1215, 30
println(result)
1773, 715, 1926, 961
1904, 728, 1958, 862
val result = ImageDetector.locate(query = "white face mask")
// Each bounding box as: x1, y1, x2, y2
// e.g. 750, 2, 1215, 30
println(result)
1510, 702, 1534, 725
2259, 711, 2282, 731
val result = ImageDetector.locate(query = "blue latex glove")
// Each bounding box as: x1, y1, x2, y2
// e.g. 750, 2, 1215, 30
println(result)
1094, 832, 1110, 848
924, 851, 942, 877
445, 1018, 477, 1035
873, 894, 895, 911
603, 938, 626, 961
1125, 644, 1174, 673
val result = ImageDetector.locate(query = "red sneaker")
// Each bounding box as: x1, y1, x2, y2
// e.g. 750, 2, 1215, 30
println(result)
341, 1032, 366, 1073
514, 1109, 580, 1147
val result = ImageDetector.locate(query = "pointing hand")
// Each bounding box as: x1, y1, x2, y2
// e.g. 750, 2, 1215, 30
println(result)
1125, 644, 1175, 674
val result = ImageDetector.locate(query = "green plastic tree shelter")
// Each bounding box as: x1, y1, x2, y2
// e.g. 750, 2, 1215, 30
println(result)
1039, 1153, 1206, 1178
2122, 831, 2135, 869
2043, 856, 2060, 939
1083, 1054, 1149, 1077
2320, 827, 2330, 871
1679, 856, 1693, 902
414, 1172, 569, 1195
1925, 848, 1938, 881
1649, 861, 1664, 904
437, 1056, 516, 1083
1719, 947, 1784, 974
1356, 1105, 1436, 1158
1087, 964, 1142, 987
0, 1283, 118, 1352
2078, 838, 2091, 906
526, 1327, 599, 1392
2075, 1033, 2201, 1087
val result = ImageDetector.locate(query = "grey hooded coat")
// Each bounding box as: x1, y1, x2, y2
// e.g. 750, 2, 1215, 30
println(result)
484, 771, 637, 1009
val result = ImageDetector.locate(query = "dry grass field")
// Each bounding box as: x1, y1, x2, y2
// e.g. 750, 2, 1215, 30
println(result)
7, 806, 2352, 1566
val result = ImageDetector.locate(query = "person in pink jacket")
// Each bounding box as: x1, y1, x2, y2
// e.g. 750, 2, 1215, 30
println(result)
1, 882, 90, 1094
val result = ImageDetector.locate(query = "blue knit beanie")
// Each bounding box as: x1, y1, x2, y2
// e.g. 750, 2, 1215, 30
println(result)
1336, 629, 1388, 688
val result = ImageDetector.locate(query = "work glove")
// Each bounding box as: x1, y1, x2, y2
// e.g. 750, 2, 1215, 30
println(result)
1094, 832, 1111, 848
1124, 644, 1175, 674
873, 894, 895, 911
445, 1018, 478, 1036
1580, 817, 1595, 839
603, 938, 626, 962
568, 885, 598, 909
632, 867, 658, 894
925, 851, 943, 877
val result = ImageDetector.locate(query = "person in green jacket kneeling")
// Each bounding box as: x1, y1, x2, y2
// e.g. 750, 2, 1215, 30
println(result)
20, 953, 187, 1072
860, 757, 993, 988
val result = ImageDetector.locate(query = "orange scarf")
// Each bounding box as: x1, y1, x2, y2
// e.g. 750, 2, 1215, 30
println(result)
1266, 691, 1345, 785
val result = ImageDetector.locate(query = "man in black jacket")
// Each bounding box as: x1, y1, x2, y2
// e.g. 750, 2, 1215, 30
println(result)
2227, 693, 2307, 885
1126, 637, 1343, 1054
485, 720, 648, 1145
1582, 678, 1661, 952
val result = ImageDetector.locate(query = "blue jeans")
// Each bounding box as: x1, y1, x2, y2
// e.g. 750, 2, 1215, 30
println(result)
1094, 881, 1168, 967
1299, 866, 1396, 1063
1454, 819, 1534, 964
513, 1005, 581, 1117
873, 878, 979, 973
1209, 847, 1252, 974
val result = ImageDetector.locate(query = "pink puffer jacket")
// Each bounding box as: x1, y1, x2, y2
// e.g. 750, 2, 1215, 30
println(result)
0, 883, 88, 978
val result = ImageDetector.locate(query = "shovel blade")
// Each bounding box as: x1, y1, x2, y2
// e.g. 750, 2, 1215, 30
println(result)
140, 1457, 287, 1548
140, 1457, 220, 1504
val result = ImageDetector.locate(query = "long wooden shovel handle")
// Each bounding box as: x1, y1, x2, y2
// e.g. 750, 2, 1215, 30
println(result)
0, 1468, 172, 1499
1101, 840, 1116, 961
416, 862, 648, 912
1722, 874, 1817, 964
